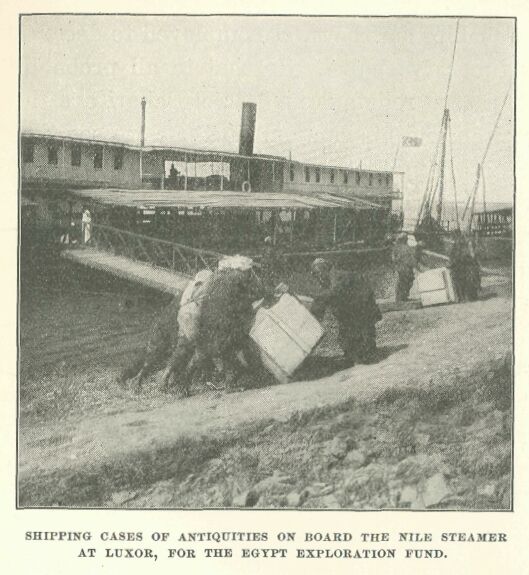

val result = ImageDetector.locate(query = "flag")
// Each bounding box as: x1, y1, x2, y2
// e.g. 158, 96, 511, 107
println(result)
402, 136, 422, 147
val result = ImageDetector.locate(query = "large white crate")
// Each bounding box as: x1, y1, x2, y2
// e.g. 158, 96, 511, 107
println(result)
250, 293, 324, 384
417, 267, 458, 307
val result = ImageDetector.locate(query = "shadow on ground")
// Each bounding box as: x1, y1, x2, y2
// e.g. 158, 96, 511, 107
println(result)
293, 344, 408, 382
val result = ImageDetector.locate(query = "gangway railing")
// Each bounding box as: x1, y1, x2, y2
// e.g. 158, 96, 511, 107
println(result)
90, 224, 225, 278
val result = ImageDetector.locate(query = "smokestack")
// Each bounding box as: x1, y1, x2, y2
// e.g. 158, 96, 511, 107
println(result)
239, 102, 256, 156
140, 97, 146, 148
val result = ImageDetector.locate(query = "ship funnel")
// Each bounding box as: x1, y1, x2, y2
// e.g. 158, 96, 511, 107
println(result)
239, 102, 256, 156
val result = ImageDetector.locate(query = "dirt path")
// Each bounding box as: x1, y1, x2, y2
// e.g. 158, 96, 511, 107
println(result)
19, 294, 511, 490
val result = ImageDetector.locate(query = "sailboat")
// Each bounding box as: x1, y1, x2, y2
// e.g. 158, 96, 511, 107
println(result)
414, 20, 511, 254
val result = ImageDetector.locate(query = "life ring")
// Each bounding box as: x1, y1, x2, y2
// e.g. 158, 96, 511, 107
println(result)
242, 181, 252, 193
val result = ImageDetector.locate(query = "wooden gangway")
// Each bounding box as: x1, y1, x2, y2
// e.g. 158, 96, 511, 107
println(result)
60, 224, 229, 294
62, 247, 190, 295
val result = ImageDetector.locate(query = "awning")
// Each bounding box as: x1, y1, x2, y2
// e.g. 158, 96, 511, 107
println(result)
68, 188, 387, 211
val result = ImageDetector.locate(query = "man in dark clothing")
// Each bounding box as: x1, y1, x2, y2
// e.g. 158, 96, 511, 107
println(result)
310, 258, 382, 366
449, 233, 481, 302
392, 232, 417, 303
260, 236, 283, 302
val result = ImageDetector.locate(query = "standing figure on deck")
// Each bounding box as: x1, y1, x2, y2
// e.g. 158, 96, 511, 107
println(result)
81, 207, 92, 244
310, 258, 382, 366
391, 232, 417, 303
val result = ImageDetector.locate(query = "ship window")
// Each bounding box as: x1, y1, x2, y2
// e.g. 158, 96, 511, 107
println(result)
305, 166, 310, 183
356, 172, 361, 185
71, 145, 81, 167
48, 145, 58, 165
386, 174, 391, 186
114, 148, 124, 170
343, 171, 348, 184
369, 173, 373, 186
330, 170, 334, 184
378, 174, 383, 185
290, 165, 295, 182
315, 168, 321, 183
93, 146, 103, 169
22, 141, 34, 163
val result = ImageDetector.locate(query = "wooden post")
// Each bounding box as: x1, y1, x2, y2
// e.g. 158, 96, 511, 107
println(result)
272, 210, 278, 246
184, 153, 188, 191
290, 209, 295, 245
333, 211, 338, 244
220, 155, 224, 191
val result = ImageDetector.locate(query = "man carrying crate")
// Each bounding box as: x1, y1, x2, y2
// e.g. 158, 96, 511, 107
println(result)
310, 258, 382, 367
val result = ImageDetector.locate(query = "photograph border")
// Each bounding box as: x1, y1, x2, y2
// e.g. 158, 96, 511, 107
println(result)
15, 12, 517, 513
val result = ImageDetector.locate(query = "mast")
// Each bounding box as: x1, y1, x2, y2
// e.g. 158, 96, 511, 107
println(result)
415, 20, 459, 236
436, 108, 450, 223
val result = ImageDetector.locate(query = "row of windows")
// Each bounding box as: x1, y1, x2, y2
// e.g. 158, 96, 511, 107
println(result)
290, 165, 391, 187
22, 142, 124, 170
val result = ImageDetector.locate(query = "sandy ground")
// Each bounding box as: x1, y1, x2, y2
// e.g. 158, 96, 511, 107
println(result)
18, 272, 511, 507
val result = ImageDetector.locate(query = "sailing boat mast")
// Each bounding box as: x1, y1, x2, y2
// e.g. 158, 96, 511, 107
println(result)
436, 108, 450, 222
415, 20, 460, 239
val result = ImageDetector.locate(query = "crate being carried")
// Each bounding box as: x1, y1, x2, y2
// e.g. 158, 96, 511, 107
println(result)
250, 293, 324, 384
416, 267, 458, 307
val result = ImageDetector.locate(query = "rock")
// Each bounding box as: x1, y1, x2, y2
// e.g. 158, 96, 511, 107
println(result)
321, 494, 341, 508
110, 490, 137, 505
233, 490, 260, 508
422, 473, 451, 508
319, 484, 335, 496
148, 481, 175, 507
286, 491, 302, 507
414, 433, 430, 447
253, 471, 293, 495
344, 449, 366, 469
326, 437, 349, 460
477, 483, 496, 498
399, 485, 417, 506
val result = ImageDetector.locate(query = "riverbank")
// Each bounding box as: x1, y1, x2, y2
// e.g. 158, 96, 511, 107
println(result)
18, 288, 512, 508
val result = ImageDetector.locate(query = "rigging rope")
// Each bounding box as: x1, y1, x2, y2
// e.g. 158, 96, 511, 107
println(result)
480, 84, 511, 167
461, 83, 510, 227
481, 165, 487, 217
448, 120, 460, 229
443, 19, 460, 111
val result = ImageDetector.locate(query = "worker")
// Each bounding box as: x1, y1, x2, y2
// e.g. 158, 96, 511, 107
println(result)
159, 269, 214, 394
162, 256, 262, 395
391, 232, 417, 303
310, 258, 382, 366
260, 236, 283, 303
465, 237, 481, 301
116, 293, 182, 392
449, 232, 480, 302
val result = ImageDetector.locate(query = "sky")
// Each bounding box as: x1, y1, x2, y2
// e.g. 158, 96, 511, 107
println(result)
20, 15, 514, 212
